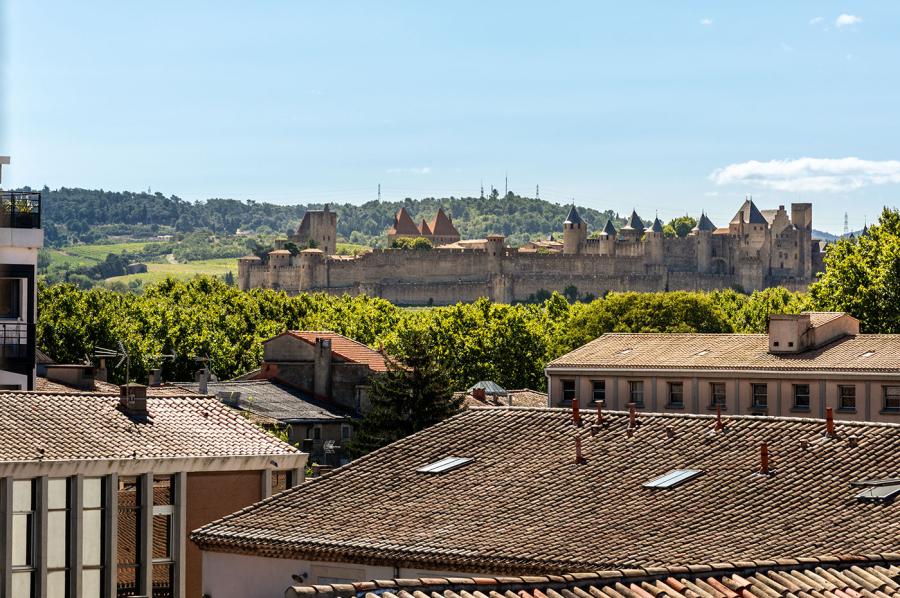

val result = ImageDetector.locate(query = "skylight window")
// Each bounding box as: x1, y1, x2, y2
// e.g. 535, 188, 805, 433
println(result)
860, 350, 876, 358
852, 478, 900, 502
417, 456, 473, 474
695, 349, 711, 356
643, 469, 703, 489
618, 348, 634, 355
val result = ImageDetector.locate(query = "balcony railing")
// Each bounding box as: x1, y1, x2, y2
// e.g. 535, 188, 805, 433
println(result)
0, 322, 34, 359
0, 191, 41, 229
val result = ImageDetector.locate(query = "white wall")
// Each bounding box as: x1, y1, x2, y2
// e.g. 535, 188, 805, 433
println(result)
202, 551, 494, 598
0, 370, 27, 390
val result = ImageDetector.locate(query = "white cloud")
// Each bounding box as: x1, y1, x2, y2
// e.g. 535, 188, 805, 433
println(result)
809, 16, 825, 25
700, 18, 713, 26
709, 157, 900, 193
835, 14, 862, 27
386, 167, 432, 175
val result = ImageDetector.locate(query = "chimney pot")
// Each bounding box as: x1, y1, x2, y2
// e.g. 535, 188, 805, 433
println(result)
574, 436, 586, 465
572, 397, 582, 426
596, 400, 604, 425
148, 368, 162, 387
715, 404, 724, 431
628, 402, 637, 429
196, 368, 209, 395
825, 407, 836, 437
119, 384, 148, 415
847, 434, 859, 447
759, 442, 770, 475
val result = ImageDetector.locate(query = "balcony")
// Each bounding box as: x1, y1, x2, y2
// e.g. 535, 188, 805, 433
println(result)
0, 191, 41, 229
0, 321, 34, 360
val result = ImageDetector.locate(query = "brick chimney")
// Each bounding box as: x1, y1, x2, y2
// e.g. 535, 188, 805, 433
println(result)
148, 368, 162, 387
196, 367, 209, 395
313, 337, 333, 398
119, 384, 148, 416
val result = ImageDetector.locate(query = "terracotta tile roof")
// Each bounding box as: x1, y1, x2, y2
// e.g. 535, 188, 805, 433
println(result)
388, 207, 421, 236
288, 331, 388, 372
429, 208, 459, 237
191, 408, 900, 573
35, 377, 202, 396
547, 332, 900, 373
418, 219, 432, 236
0, 392, 299, 461
459, 388, 548, 408
286, 555, 900, 598
805, 311, 848, 327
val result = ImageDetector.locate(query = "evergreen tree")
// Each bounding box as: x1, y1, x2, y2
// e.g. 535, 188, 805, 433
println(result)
350, 330, 462, 456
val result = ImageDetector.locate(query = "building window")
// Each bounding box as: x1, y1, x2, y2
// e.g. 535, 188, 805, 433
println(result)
341, 424, 352, 440
117, 476, 142, 597
271, 471, 290, 495
793, 384, 811, 411
710, 383, 726, 408
629, 381, 644, 407
152, 475, 175, 596
839, 385, 856, 411
12, 479, 35, 598
591, 380, 605, 403
82, 477, 105, 598
751, 384, 768, 409
313, 426, 322, 441
667, 382, 684, 408
0, 278, 22, 319
561, 379, 576, 403
884, 386, 900, 412
47, 478, 71, 598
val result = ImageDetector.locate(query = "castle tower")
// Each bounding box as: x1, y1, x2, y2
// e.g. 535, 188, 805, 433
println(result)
647, 216, 664, 265
620, 210, 645, 242
791, 202, 812, 279
298, 248, 324, 291
691, 212, 716, 274
292, 205, 337, 255
600, 219, 617, 256
562, 205, 588, 255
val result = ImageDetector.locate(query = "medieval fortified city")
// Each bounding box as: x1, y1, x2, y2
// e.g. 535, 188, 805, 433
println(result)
240, 199, 822, 304
2, 4, 899, 598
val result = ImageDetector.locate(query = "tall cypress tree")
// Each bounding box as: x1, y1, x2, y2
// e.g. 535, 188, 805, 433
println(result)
350, 330, 462, 457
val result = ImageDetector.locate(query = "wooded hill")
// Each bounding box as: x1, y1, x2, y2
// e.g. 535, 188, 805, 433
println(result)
30, 186, 618, 248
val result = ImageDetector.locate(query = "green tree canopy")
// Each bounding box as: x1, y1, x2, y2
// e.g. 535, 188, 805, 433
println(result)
663, 216, 698, 238
807, 207, 900, 332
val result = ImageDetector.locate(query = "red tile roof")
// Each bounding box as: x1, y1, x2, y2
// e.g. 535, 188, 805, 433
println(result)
388, 207, 421, 236
547, 332, 900, 373
459, 388, 548, 408
288, 331, 388, 372
287, 555, 900, 598
0, 392, 299, 461
429, 208, 460, 237
192, 408, 900, 573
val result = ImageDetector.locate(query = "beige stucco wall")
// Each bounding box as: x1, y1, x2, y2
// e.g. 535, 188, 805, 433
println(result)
548, 370, 900, 423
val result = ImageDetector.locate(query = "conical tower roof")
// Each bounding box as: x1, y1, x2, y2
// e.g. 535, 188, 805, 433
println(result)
419, 219, 432, 236
564, 205, 584, 226
622, 210, 645, 232
692, 212, 717, 232
602, 219, 617, 236
651, 217, 664, 233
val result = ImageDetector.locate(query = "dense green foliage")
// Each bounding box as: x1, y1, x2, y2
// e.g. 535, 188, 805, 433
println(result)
664, 216, 697, 238
391, 237, 433, 250
32, 186, 618, 248
808, 207, 900, 333
350, 329, 463, 456
38, 278, 816, 391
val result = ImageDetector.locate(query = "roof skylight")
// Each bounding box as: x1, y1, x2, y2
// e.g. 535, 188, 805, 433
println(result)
695, 349, 711, 356
618, 348, 634, 355
852, 478, 900, 502
643, 469, 703, 489
860, 350, 876, 358
417, 456, 473, 474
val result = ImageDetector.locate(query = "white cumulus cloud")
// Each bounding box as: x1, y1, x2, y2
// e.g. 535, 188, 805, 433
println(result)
700, 18, 713, 26
386, 167, 432, 175
809, 16, 825, 25
836, 14, 862, 27
709, 157, 900, 193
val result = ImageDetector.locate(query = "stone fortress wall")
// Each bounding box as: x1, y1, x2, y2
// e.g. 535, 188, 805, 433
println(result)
238, 200, 823, 305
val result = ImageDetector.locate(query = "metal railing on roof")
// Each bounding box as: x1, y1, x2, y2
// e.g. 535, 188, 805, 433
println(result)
0, 191, 41, 229
0, 322, 33, 358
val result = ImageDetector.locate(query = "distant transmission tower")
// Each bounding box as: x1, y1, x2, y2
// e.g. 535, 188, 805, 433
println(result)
504, 173, 508, 197
843, 212, 849, 236
480, 180, 484, 199
377, 184, 381, 202
536, 184, 540, 199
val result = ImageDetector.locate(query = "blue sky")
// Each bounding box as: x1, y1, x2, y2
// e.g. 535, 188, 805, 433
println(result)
2, 1, 899, 233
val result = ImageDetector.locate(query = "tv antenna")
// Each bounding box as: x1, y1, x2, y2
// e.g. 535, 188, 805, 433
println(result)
95, 341, 130, 387
843, 212, 849, 236
377, 183, 381, 202
536, 184, 540, 200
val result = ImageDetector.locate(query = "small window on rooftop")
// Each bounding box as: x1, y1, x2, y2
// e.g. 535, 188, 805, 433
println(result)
860, 350, 875, 358
852, 478, 900, 502
643, 469, 702, 489
695, 349, 711, 356
417, 456, 473, 474
618, 348, 633, 355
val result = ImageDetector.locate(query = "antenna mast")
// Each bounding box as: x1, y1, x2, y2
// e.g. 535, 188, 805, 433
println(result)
536, 184, 540, 199
377, 184, 381, 202
843, 212, 849, 236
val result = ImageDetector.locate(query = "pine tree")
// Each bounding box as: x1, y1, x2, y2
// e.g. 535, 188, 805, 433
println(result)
350, 331, 462, 457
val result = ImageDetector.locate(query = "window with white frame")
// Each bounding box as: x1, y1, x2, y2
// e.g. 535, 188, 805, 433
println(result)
152, 475, 175, 596
46, 478, 71, 598
82, 477, 105, 598
12, 479, 36, 598
117, 476, 141, 597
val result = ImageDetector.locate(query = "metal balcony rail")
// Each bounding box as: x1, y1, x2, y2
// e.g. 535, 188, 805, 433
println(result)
0, 191, 41, 229
0, 322, 33, 359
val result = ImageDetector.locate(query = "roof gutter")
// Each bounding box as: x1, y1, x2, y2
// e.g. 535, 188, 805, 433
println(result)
544, 366, 900, 379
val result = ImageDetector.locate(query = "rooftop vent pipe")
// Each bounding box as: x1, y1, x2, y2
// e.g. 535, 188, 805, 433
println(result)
574, 436, 586, 465
571, 397, 581, 426
825, 407, 836, 437
759, 442, 770, 475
